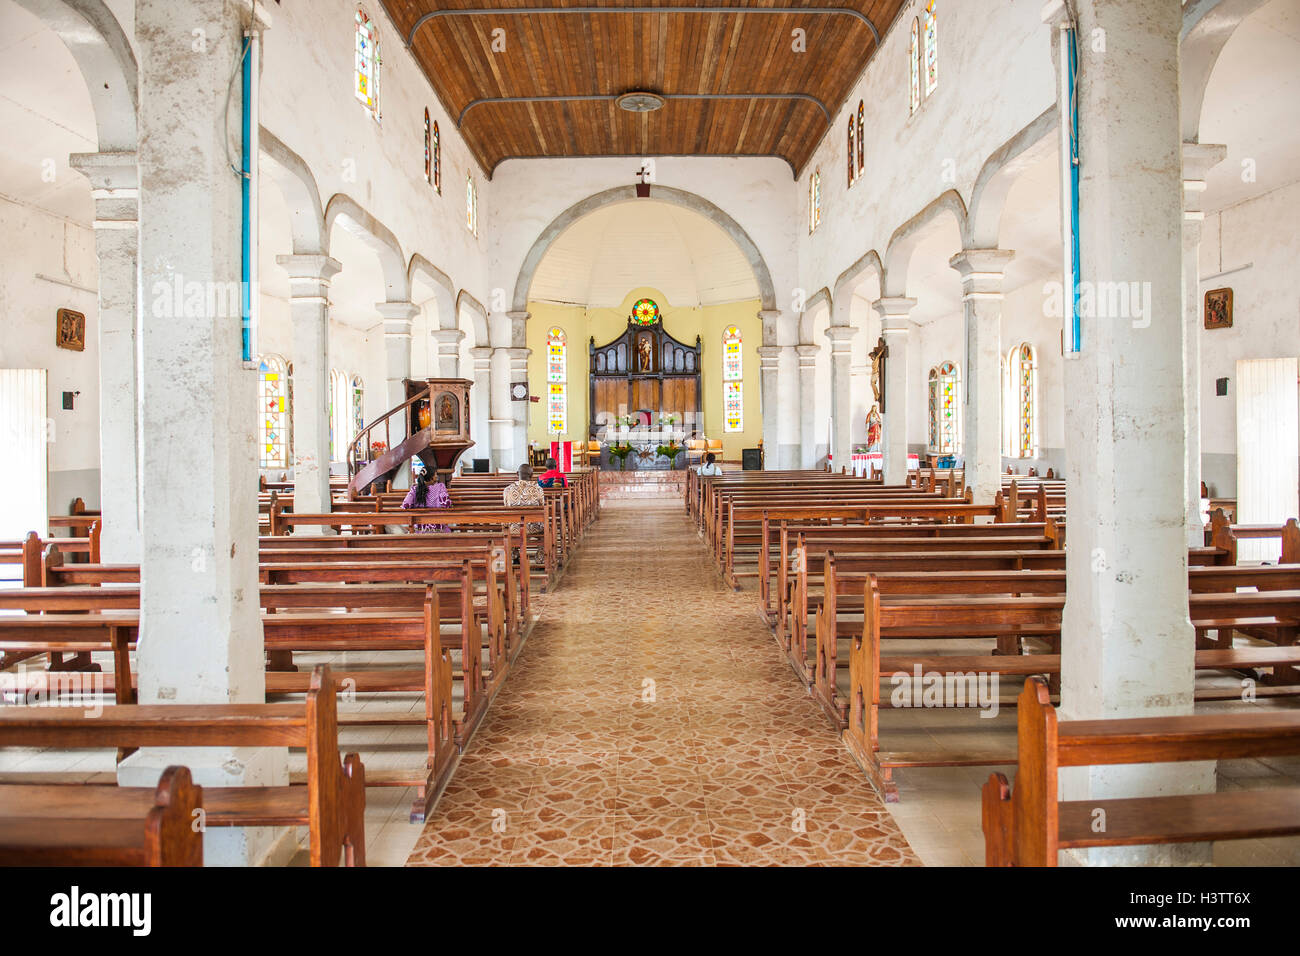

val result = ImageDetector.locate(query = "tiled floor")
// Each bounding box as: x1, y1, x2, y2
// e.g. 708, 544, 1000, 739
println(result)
406, 498, 919, 866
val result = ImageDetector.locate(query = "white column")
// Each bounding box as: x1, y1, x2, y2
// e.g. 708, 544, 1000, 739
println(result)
69, 150, 141, 563
1051, 0, 1209, 865
376, 301, 418, 412
129, 0, 286, 866
873, 297, 916, 485
756, 346, 782, 469
950, 249, 1014, 505
277, 254, 339, 517
432, 328, 465, 378
506, 310, 530, 467
1182, 143, 1227, 547
469, 346, 493, 469
796, 344, 820, 468
826, 325, 856, 472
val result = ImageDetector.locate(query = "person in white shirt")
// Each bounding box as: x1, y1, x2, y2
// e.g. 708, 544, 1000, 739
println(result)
697, 452, 721, 476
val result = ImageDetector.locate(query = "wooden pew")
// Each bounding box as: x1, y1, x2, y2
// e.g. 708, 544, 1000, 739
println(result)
0, 665, 365, 865
0, 765, 203, 867
1207, 508, 1300, 565
982, 677, 1300, 865
840, 575, 1300, 801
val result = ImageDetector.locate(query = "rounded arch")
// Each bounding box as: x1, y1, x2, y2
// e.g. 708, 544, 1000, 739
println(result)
260, 129, 326, 256
881, 189, 969, 298
323, 193, 409, 301
1182, 0, 1270, 141
408, 254, 457, 329
966, 107, 1056, 250
832, 249, 884, 323
15, 0, 137, 151
798, 287, 832, 344
511, 184, 778, 313
456, 289, 490, 346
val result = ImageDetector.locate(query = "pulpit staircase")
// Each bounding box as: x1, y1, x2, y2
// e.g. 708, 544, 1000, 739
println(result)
346, 379, 473, 499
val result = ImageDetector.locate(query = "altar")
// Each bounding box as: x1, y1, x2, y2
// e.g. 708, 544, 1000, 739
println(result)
587, 297, 702, 470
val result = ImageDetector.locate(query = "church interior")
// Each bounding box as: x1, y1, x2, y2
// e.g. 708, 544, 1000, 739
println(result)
0, 0, 1298, 878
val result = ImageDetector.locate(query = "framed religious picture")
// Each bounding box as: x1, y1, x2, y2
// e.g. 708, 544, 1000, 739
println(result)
1204, 288, 1233, 330
56, 309, 85, 351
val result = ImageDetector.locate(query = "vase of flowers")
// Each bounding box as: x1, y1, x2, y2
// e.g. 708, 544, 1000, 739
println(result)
609, 443, 633, 471
656, 442, 683, 469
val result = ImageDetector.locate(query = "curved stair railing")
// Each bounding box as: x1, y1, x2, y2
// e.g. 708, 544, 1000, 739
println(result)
346, 384, 434, 498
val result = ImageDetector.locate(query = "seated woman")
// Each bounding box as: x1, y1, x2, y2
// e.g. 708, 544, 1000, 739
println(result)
400, 462, 451, 532
537, 457, 568, 488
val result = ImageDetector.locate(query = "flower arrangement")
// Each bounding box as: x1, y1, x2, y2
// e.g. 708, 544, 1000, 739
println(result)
656, 441, 683, 466
657, 413, 679, 428
616, 414, 639, 428
369, 440, 388, 458
608, 442, 633, 470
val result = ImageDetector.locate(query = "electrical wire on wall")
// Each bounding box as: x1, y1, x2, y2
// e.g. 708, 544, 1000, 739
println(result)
1058, 0, 1083, 354
222, 5, 261, 365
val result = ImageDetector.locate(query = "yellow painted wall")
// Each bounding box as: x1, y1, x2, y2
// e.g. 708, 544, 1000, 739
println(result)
526, 287, 763, 462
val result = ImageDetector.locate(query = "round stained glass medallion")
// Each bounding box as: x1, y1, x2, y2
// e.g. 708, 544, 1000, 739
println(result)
632, 298, 660, 326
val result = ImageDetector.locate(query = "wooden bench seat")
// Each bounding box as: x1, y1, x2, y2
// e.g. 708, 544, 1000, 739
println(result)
982, 677, 1300, 865
0, 665, 364, 865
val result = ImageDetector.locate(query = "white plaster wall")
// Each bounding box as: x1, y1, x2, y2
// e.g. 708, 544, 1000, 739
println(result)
797, 0, 1055, 296
259, 0, 491, 308
1198, 178, 1300, 496
0, 196, 101, 509
486, 156, 799, 338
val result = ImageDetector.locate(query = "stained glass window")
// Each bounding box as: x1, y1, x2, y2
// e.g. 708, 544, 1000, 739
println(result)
909, 18, 920, 114
927, 361, 960, 454
424, 109, 431, 185
923, 1, 939, 97
1017, 343, 1036, 458
432, 121, 441, 193
632, 298, 660, 326
547, 328, 566, 435
259, 355, 289, 469
355, 9, 380, 120
847, 115, 856, 188
857, 101, 865, 175
809, 170, 822, 233
466, 173, 477, 235
351, 375, 365, 451
722, 326, 743, 433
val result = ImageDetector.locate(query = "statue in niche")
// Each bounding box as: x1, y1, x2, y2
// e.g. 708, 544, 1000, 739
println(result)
636, 334, 653, 372
435, 392, 458, 430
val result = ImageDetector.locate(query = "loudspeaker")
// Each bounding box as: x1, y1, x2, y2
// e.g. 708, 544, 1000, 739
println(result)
472, 458, 490, 473
742, 448, 763, 471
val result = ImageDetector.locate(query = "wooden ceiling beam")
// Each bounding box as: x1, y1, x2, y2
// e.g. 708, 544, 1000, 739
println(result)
404, 6, 882, 49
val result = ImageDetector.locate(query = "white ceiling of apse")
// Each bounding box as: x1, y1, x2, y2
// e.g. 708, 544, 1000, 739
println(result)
527, 199, 761, 309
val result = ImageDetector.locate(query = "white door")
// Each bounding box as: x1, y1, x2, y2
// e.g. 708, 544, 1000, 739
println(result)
0, 370, 49, 553
1235, 357, 1300, 562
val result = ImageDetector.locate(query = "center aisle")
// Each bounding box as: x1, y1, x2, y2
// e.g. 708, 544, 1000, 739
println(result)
407, 497, 919, 866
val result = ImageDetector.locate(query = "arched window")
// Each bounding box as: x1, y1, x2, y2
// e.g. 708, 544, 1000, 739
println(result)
466, 172, 477, 235
258, 355, 290, 469
722, 326, 744, 433
847, 114, 856, 188
809, 170, 822, 233
909, 18, 920, 114
856, 100, 865, 176
546, 328, 567, 436
923, 1, 939, 97
927, 361, 960, 455
432, 120, 441, 194
424, 109, 432, 185
1005, 344, 1037, 459
355, 8, 380, 121
330, 369, 361, 460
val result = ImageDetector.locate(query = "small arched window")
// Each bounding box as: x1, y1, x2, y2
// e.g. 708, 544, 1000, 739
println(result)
847, 114, 856, 188
1004, 344, 1037, 459
351, 375, 365, 451
927, 360, 960, 455
258, 355, 291, 469
466, 172, 477, 236
355, 8, 380, 121
424, 109, 432, 185
722, 326, 744, 433
809, 170, 822, 233
547, 328, 567, 436
857, 101, 865, 175
330, 369, 362, 460
909, 18, 921, 114
923, 1, 939, 97
432, 120, 441, 194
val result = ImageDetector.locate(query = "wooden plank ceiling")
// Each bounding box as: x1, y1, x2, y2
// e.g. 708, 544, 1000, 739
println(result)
379, 1, 908, 178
